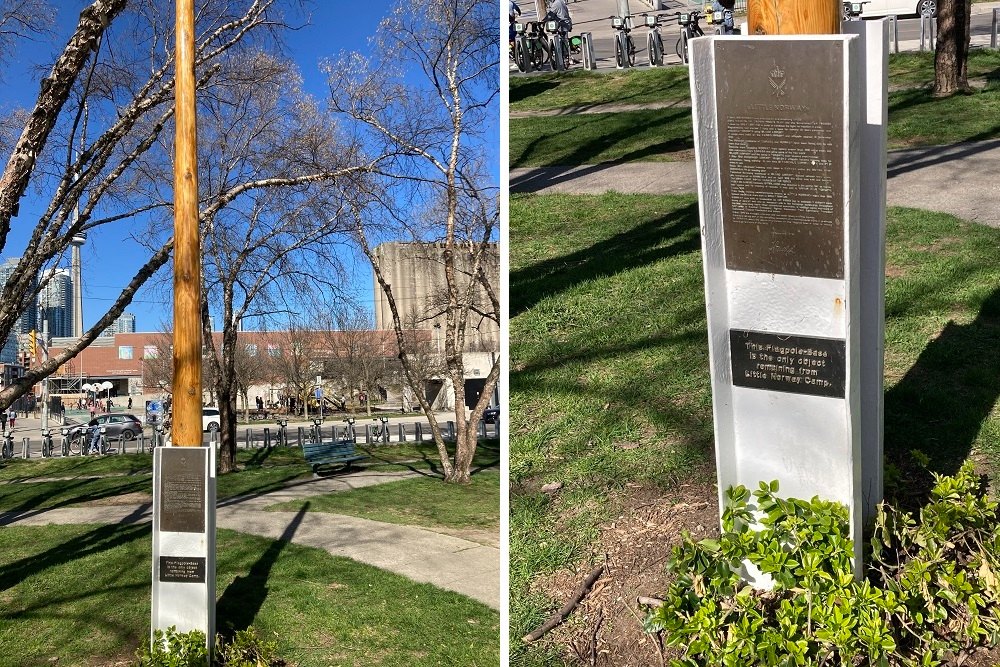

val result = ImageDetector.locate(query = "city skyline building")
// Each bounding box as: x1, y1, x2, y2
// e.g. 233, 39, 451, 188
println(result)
102, 312, 136, 337
38, 268, 73, 339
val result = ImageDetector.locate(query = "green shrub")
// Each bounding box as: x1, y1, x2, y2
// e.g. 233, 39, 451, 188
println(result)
215, 627, 285, 667
645, 461, 1000, 666
135, 626, 285, 667
136, 627, 209, 667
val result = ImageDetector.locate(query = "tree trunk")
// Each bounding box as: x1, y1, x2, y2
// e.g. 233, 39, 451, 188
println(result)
934, 0, 972, 96
218, 388, 238, 473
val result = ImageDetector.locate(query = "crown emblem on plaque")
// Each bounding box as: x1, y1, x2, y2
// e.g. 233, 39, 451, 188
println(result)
768, 64, 787, 97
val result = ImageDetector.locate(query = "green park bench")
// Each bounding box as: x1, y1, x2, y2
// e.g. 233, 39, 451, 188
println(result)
302, 439, 368, 473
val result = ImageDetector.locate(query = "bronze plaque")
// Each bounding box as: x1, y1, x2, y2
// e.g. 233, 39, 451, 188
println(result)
159, 448, 206, 533
159, 556, 206, 583
716, 40, 845, 279
730, 329, 845, 398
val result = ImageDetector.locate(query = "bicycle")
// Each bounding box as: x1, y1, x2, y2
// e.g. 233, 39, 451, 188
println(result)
513, 21, 548, 72
0, 431, 11, 459
676, 10, 706, 65
342, 417, 357, 443
710, 7, 740, 34
843, 1, 870, 20
611, 15, 636, 69
543, 17, 572, 71
41, 429, 53, 458
372, 417, 391, 444
641, 13, 665, 67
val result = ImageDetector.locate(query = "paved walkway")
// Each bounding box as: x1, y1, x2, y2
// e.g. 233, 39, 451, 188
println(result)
511, 139, 1000, 228
0, 468, 500, 609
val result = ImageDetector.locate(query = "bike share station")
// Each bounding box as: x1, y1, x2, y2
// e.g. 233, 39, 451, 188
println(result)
689, 0, 889, 581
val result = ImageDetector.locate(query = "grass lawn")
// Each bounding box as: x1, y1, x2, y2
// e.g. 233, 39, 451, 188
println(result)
509, 192, 1000, 664
0, 524, 499, 667
0, 440, 501, 513
510, 67, 691, 112
267, 470, 500, 532
510, 51, 1000, 167
510, 107, 693, 168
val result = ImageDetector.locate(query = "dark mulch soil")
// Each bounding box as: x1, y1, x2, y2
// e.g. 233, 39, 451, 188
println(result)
527, 478, 720, 666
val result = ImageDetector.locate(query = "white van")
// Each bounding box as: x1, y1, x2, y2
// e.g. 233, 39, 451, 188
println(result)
202, 407, 221, 432
855, 0, 936, 18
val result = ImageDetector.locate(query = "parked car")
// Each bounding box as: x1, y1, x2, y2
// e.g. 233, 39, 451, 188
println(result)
855, 0, 936, 18
67, 413, 144, 444
483, 405, 500, 424
203, 407, 221, 433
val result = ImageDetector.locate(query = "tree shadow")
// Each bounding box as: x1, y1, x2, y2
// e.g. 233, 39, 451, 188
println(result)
510, 78, 562, 105
512, 107, 693, 169
0, 514, 150, 594
216, 502, 309, 640
510, 202, 700, 316
884, 286, 1000, 507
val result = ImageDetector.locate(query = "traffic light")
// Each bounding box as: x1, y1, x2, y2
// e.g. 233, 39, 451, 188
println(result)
28, 330, 36, 358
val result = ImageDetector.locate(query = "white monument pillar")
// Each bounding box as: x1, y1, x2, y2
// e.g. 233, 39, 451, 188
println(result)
690, 32, 885, 579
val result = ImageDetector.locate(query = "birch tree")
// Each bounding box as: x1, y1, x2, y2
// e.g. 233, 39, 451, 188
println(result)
326, 0, 499, 484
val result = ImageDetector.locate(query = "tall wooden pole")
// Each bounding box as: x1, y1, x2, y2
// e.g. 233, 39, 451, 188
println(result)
173, 0, 202, 447
748, 0, 840, 35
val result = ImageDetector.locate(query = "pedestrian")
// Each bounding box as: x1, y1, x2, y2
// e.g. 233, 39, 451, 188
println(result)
548, 0, 573, 33
8, 412, 14, 430
509, 0, 521, 45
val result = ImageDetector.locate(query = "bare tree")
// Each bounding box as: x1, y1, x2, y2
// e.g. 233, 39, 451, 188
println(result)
326, 0, 499, 484
263, 321, 321, 417
193, 50, 383, 473
319, 309, 399, 416
934, 0, 972, 95
0, 0, 305, 414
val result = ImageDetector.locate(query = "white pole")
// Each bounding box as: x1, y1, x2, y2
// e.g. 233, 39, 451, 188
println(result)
41, 320, 49, 432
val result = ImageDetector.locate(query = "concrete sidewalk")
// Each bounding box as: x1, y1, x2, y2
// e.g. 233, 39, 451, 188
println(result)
0, 468, 500, 609
511, 139, 1000, 228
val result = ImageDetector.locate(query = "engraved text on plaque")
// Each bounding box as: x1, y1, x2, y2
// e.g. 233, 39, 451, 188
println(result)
159, 448, 206, 533
716, 41, 845, 279
730, 329, 846, 398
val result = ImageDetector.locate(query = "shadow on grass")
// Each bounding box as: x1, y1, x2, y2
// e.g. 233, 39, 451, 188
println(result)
0, 475, 152, 521
216, 503, 309, 639
510, 77, 562, 105
0, 516, 149, 595
511, 107, 693, 169
885, 286, 1000, 506
359, 439, 501, 480
510, 202, 700, 316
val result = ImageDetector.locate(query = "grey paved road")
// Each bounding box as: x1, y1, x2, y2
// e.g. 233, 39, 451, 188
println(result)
511, 0, 1000, 71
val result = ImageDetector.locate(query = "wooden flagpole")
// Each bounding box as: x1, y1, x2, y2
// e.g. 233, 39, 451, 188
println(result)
172, 0, 202, 447
748, 0, 841, 35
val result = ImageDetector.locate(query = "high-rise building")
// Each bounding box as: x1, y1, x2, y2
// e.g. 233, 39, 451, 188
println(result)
0, 258, 37, 335
0, 258, 37, 364
38, 269, 73, 338
102, 312, 136, 337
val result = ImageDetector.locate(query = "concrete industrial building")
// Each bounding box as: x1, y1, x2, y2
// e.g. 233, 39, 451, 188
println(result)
372, 242, 500, 411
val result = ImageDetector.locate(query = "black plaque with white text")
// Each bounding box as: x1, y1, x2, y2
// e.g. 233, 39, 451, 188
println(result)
159, 556, 206, 583
159, 448, 206, 533
716, 40, 845, 279
730, 329, 845, 398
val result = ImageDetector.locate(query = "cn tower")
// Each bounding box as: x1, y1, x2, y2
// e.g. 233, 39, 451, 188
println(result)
71, 232, 86, 338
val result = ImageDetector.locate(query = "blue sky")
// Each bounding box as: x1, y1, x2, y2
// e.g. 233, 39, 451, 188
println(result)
1, 1, 499, 334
